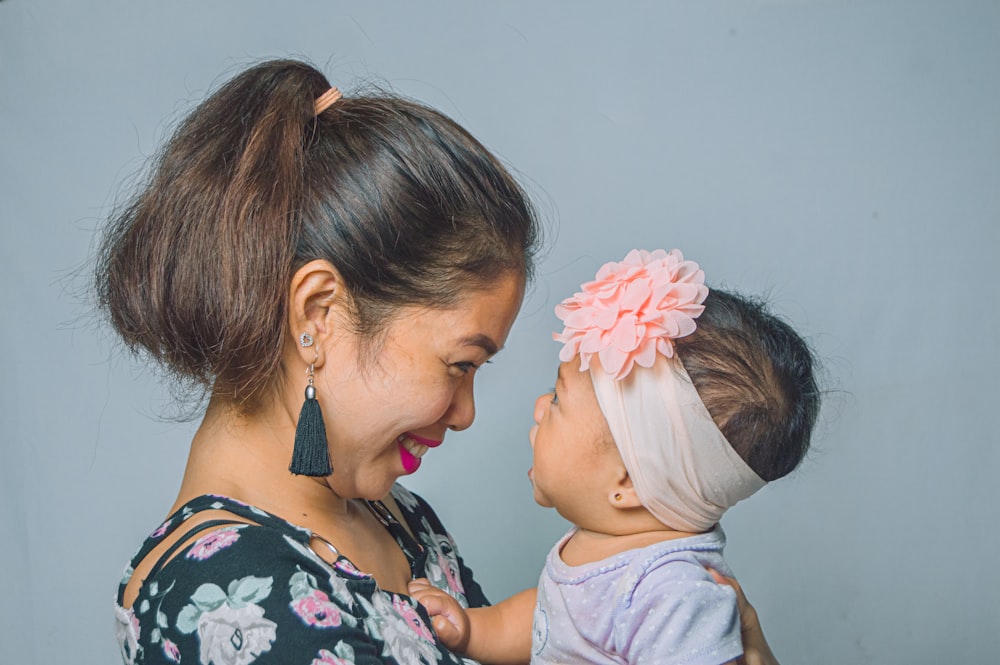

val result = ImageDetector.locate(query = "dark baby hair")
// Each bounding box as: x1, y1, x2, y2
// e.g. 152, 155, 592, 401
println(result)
95, 59, 539, 411
676, 289, 821, 481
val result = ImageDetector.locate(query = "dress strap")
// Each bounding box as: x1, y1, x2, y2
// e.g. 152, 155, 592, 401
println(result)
147, 519, 249, 579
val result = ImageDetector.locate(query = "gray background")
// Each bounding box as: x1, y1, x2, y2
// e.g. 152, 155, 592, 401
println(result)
2, 1, 997, 663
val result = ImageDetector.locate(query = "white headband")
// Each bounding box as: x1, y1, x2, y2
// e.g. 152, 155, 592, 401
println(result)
590, 357, 765, 532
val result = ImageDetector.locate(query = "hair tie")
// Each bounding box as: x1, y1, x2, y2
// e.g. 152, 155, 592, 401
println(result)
314, 87, 342, 116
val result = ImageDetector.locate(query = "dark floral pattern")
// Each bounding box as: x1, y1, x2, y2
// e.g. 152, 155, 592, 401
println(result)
114, 487, 487, 664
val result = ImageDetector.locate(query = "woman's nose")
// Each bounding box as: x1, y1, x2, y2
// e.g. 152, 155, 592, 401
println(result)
444, 380, 476, 432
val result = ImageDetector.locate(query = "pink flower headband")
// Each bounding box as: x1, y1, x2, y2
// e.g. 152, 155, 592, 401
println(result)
554, 249, 709, 380
555, 249, 766, 531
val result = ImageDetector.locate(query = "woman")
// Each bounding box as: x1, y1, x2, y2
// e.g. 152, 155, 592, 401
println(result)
98, 58, 777, 664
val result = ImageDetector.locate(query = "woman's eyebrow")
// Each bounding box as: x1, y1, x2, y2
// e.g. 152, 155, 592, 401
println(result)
458, 333, 499, 356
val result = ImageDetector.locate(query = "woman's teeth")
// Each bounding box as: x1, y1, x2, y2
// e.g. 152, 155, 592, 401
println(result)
397, 435, 429, 459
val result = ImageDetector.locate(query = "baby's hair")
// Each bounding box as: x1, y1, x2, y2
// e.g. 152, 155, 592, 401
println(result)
676, 289, 820, 481
95, 59, 539, 412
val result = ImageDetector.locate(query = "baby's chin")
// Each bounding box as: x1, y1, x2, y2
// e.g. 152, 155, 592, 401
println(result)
529, 484, 555, 509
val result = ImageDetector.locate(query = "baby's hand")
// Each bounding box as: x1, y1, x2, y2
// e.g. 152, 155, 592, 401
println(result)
408, 578, 471, 653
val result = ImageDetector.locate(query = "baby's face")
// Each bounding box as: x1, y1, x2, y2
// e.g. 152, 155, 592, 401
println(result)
527, 358, 622, 525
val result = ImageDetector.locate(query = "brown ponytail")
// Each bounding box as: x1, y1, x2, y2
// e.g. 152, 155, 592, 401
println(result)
96, 59, 538, 412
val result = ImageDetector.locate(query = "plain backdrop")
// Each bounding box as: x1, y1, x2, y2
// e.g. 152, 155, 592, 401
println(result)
2, 1, 998, 663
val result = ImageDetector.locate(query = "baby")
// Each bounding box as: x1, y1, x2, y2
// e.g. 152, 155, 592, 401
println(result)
411, 249, 820, 664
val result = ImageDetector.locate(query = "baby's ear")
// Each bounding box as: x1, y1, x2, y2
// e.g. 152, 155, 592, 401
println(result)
607, 472, 643, 509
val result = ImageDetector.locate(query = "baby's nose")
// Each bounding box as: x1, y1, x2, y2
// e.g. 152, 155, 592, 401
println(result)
533, 393, 550, 424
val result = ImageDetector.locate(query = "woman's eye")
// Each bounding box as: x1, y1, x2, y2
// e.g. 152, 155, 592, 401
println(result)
453, 358, 492, 375
550, 387, 559, 405
452, 361, 479, 375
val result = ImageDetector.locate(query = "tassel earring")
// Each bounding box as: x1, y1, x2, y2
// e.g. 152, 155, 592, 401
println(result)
289, 333, 333, 476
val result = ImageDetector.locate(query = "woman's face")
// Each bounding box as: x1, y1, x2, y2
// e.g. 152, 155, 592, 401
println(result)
317, 273, 525, 500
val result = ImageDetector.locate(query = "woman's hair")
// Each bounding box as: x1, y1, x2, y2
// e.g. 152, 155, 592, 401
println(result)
95, 59, 539, 411
676, 289, 821, 481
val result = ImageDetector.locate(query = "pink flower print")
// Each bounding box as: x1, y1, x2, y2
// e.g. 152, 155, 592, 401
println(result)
441, 561, 462, 596
162, 638, 181, 663
196, 603, 276, 665
430, 544, 463, 595
291, 589, 343, 628
113, 604, 141, 665
311, 649, 351, 665
392, 594, 434, 642
185, 527, 240, 561
150, 519, 172, 539
333, 558, 369, 579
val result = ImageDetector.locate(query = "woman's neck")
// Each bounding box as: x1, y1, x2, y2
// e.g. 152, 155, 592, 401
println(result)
171, 395, 350, 522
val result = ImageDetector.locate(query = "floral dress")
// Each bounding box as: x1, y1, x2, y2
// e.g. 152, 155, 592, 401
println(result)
114, 486, 487, 665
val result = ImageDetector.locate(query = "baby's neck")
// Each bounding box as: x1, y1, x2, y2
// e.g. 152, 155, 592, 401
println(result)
559, 525, 704, 567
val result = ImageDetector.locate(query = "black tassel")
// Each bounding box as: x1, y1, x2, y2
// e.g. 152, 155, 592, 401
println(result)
289, 385, 332, 476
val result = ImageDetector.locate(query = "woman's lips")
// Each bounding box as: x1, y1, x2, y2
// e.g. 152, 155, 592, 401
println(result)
396, 433, 442, 474
406, 433, 443, 448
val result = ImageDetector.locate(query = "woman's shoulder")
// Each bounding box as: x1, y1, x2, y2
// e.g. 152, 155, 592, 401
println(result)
119, 496, 308, 580
117, 495, 374, 605
114, 496, 384, 665
115, 493, 482, 664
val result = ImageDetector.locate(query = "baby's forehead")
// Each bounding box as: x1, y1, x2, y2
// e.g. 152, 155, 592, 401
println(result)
555, 359, 575, 381
556, 358, 594, 388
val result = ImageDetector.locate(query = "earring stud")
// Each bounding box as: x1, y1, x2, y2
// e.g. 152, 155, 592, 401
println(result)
299, 333, 314, 347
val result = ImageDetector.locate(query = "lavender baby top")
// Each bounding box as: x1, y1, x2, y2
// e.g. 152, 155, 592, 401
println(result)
531, 526, 743, 665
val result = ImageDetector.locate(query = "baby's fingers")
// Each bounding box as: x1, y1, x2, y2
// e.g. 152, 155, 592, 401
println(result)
431, 614, 464, 649
411, 589, 447, 615
408, 578, 433, 593
705, 568, 759, 631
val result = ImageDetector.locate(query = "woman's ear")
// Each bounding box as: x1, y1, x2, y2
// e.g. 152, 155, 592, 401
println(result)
287, 259, 346, 369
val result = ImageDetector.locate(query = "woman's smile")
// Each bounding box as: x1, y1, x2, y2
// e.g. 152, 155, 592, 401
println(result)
396, 433, 443, 474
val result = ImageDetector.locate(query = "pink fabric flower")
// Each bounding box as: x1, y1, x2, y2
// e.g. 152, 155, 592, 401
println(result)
185, 528, 240, 561
554, 249, 708, 380
291, 590, 344, 628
